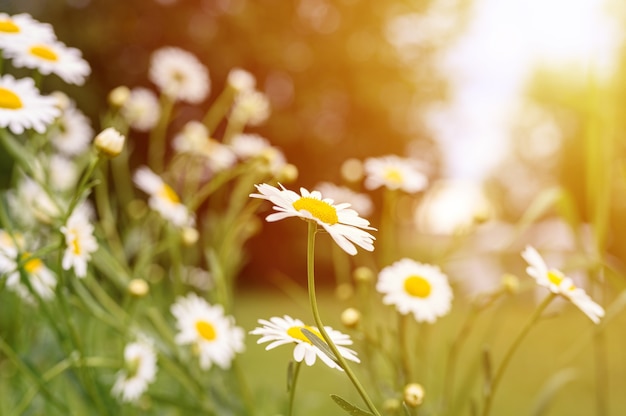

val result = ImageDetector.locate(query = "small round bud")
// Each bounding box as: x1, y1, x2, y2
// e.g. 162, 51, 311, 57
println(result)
278, 163, 299, 183
182, 227, 199, 246
501, 273, 520, 294
341, 307, 361, 328
353, 266, 374, 284
94, 127, 125, 157
341, 158, 364, 183
335, 283, 354, 300
108, 86, 130, 107
403, 383, 425, 407
128, 278, 149, 297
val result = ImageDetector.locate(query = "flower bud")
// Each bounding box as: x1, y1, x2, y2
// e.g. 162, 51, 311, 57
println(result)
94, 127, 125, 157
182, 227, 199, 246
341, 307, 361, 328
353, 266, 374, 284
128, 278, 149, 297
278, 163, 299, 183
403, 383, 425, 407
108, 86, 130, 107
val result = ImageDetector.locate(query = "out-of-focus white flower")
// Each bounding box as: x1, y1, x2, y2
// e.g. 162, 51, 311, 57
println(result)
60, 204, 98, 278
364, 155, 428, 193
172, 121, 236, 171
49, 103, 93, 156
0, 13, 55, 47
149, 47, 209, 103
10, 177, 61, 225
0, 74, 60, 135
121, 87, 160, 131
230, 89, 270, 126
48, 154, 79, 191
227, 68, 256, 93
111, 338, 158, 403
94, 127, 125, 157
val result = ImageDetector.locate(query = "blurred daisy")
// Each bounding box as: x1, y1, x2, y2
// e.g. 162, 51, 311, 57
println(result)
172, 121, 236, 171
231, 133, 287, 176
121, 87, 160, 131
6, 253, 57, 302
170, 293, 245, 370
376, 258, 453, 323
250, 315, 359, 370
0, 74, 60, 134
230, 89, 270, 126
48, 154, 79, 191
227, 68, 256, 93
250, 183, 376, 255
60, 204, 98, 278
111, 339, 158, 403
3, 38, 90, 85
9, 177, 61, 225
522, 246, 604, 323
49, 103, 93, 156
149, 47, 209, 103
364, 155, 428, 193
315, 182, 374, 218
133, 166, 193, 227
0, 13, 55, 47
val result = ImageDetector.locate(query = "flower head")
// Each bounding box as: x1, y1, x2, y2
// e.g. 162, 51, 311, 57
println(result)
149, 47, 209, 103
60, 204, 98, 278
230, 89, 270, 126
3, 38, 90, 85
49, 103, 93, 155
522, 246, 604, 323
111, 339, 158, 403
250, 183, 375, 255
0, 13, 55, 47
364, 155, 428, 193
227, 68, 256, 93
120, 87, 160, 131
133, 166, 194, 227
170, 293, 245, 370
94, 127, 125, 157
376, 258, 453, 323
172, 121, 236, 171
250, 315, 359, 370
0, 74, 60, 134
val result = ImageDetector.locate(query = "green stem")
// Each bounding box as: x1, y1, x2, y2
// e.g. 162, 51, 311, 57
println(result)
306, 221, 380, 416
288, 361, 302, 416
398, 312, 412, 384
481, 293, 556, 416
148, 94, 175, 173
65, 154, 100, 221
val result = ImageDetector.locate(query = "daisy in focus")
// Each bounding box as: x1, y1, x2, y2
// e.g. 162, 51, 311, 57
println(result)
231, 133, 287, 176
376, 258, 453, 323
364, 155, 428, 193
0, 13, 55, 47
250, 183, 375, 256
170, 293, 245, 370
250, 315, 360, 370
3, 37, 91, 85
149, 47, 209, 104
60, 203, 98, 278
522, 245, 604, 324
111, 339, 158, 403
133, 166, 194, 227
0, 74, 60, 134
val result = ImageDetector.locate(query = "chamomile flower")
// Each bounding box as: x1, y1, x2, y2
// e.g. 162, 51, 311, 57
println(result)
230, 133, 286, 175
227, 68, 256, 93
230, 89, 270, 126
171, 121, 236, 171
0, 13, 55, 47
364, 155, 428, 193
133, 166, 193, 227
522, 246, 604, 323
49, 103, 93, 156
250, 183, 375, 256
9, 177, 61, 225
120, 87, 160, 131
3, 38, 90, 85
149, 47, 209, 103
0, 74, 60, 134
315, 182, 374, 218
376, 258, 453, 323
5, 253, 57, 302
60, 204, 98, 278
250, 315, 360, 370
170, 293, 245, 370
111, 339, 158, 403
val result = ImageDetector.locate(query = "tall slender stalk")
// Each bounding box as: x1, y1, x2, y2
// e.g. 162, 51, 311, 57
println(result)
305, 221, 381, 416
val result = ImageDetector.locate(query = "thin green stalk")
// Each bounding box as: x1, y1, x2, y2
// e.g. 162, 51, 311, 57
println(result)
65, 154, 100, 221
306, 221, 381, 416
380, 189, 398, 266
481, 293, 556, 416
288, 361, 303, 416
398, 312, 412, 384
202, 85, 236, 133
148, 94, 175, 173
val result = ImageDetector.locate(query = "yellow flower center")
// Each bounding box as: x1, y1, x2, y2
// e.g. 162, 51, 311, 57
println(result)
72, 235, 82, 255
158, 184, 180, 204
0, 87, 23, 110
292, 197, 338, 225
0, 19, 19, 33
195, 320, 216, 341
404, 275, 432, 298
547, 270, 564, 286
383, 167, 404, 184
29, 45, 58, 62
287, 325, 323, 345
21, 253, 43, 273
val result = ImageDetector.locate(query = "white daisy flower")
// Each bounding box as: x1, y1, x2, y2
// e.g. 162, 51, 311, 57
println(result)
522, 246, 604, 324
172, 121, 237, 171
121, 87, 160, 131
170, 293, 245, 370
0, 74, 60, 135
250, 183, 375, 255
9, 177, 61, 225
227, 68, 256, 93
48, 154, 79, 191
49, 103, 93, 156
230, 134, 287, 176
133, 166, 193, 227
315, 182, 374, 218
230, 89, 270, 126
376, 258, 453, 323
250, 315, 360, 370
5, 252, 57, 302
94, 127, 125, 157
0, 13, 55, 47
60, 204, 98, 278
111, 339, 158, 403
149, 47, 209, 103
364, 155, 428, 193
3, 38, 90, 85
0, 230, 20, 272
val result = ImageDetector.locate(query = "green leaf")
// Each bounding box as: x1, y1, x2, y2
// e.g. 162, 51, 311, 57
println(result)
330, 394, 374, 416
301, 328, 340, 366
